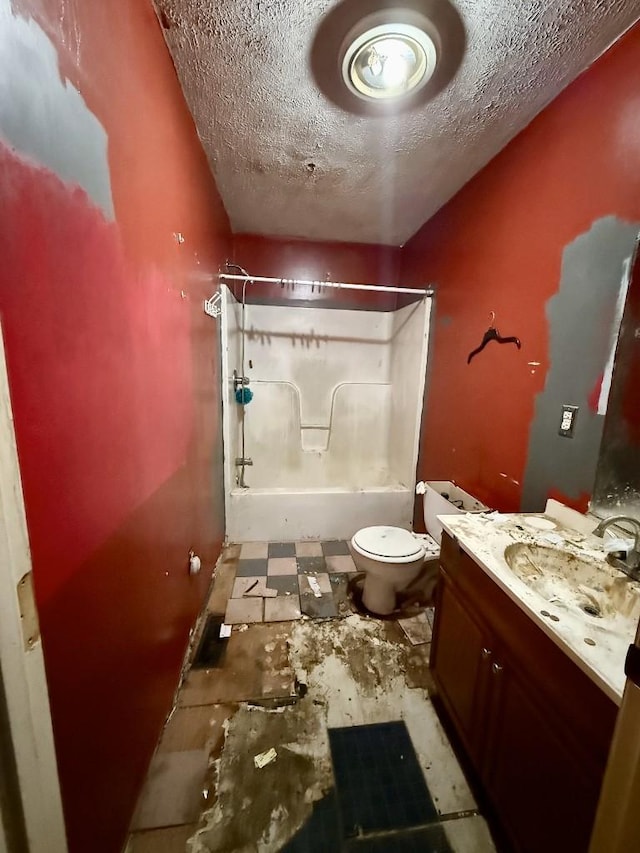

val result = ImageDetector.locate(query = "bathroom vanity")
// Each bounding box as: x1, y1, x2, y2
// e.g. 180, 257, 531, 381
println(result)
430, 514, 633, 853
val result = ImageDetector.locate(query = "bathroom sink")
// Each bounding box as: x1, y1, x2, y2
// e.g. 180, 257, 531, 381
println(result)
503, 542, 640, 624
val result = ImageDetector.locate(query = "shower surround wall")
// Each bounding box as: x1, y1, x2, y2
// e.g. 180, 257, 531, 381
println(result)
222, 287, 430, 541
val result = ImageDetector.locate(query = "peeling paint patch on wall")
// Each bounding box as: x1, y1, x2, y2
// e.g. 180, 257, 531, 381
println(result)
0, 0, 114, 217
521, 216, 639, 511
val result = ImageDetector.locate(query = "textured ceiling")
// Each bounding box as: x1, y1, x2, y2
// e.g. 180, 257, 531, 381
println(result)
156, 1, 640, 246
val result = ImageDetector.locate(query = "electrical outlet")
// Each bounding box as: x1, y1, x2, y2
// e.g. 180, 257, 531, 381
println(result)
559, 405, 578, 438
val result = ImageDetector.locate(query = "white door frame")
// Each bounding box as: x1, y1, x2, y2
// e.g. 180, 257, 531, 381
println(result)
0, 321, 67, 852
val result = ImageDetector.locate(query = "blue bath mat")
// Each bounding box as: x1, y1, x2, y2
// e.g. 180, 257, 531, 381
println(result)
328, 721, 439, 837
281, 790, 342, 852
282, 793, 451, 852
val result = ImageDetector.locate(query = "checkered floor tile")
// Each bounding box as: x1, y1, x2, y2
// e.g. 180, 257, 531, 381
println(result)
227, 540, 360, 625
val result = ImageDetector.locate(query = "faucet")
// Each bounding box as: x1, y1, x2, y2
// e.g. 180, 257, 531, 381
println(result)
593, 516, 640, 579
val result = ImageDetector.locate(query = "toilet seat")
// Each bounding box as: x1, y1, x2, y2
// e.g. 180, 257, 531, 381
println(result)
352, 526, 425, 564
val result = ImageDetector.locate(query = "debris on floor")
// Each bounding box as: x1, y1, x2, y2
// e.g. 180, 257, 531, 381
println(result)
254, 747, 278, 769
287, 615, 476, 817
192, 699, 333, 851
179, 622, 296, 706
183, 614, 484, 852
307, 576, 322, 598
398, 609, 434, 645
233, 577, 279, 598
127, 544, 496, 853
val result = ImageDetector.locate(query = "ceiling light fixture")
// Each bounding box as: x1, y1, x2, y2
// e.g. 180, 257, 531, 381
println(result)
343, 20, 437, 101
311, 1, 465, 116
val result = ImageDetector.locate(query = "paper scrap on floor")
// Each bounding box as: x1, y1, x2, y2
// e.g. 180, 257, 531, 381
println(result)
307, 576, 322, 598
254, 747, 277, 769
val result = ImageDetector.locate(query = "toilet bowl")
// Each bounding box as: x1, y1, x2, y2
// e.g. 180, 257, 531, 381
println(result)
350, 526, 430, 614
350, 481, 487, 615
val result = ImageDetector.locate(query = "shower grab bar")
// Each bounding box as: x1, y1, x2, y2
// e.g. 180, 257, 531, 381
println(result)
218, 273, 433, 297
243, 379, 391, 452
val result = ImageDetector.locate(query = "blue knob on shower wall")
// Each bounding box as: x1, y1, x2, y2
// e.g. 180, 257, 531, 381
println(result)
235, 387, 253, 405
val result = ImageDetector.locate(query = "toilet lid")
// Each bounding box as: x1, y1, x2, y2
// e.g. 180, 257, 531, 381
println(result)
353, 526, 424, 559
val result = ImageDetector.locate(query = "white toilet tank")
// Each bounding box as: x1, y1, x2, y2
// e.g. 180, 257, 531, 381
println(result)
420, 480, 488, 544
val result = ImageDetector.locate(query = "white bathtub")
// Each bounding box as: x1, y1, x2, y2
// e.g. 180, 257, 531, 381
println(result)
226, 484, 413, 543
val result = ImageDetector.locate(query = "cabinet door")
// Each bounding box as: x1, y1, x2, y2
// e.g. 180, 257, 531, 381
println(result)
431, 573, 489, 770
486, 662, 598, 853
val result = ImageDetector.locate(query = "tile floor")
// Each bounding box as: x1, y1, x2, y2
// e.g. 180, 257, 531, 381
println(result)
224, 540, 358, 625
125, 542, 497, 853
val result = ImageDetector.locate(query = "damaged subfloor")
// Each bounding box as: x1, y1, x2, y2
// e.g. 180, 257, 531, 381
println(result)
125, 545, 497, 852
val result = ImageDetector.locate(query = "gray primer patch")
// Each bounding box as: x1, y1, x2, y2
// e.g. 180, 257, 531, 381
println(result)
521, 217, 639, 511
0, 0, 114, 218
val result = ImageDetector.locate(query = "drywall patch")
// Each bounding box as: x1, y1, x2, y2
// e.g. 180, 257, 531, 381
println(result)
521, 217, 639, 511
0, 0, 114, 218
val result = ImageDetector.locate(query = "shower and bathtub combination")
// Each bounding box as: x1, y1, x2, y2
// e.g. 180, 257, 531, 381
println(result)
218, 270, 432, 543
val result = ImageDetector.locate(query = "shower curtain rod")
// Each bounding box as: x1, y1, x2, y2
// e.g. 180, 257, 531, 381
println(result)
218, 272, 434, 297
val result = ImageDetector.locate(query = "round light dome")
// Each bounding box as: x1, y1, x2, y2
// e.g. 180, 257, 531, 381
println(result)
342, 21, 437, 101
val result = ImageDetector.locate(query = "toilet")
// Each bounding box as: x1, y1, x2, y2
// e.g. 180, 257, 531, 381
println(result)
350, 482, 486, 615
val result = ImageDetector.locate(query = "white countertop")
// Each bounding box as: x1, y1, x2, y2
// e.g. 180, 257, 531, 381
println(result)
438, 512, 638, 705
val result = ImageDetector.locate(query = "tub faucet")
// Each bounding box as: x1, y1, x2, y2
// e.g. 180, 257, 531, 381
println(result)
593, 516, 640, 579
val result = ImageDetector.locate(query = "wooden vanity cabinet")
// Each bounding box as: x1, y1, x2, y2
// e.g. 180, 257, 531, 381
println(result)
431, 532, 619, 853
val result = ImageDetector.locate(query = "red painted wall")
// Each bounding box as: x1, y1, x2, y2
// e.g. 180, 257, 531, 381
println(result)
401, 23, 640, 513
232, 234, 402, 310
0, 2, 230, 852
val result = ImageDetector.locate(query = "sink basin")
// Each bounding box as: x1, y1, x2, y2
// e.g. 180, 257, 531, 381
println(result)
503, 543, 640, 623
